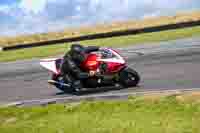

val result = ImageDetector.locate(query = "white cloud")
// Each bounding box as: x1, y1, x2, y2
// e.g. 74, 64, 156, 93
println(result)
0, 5, 10, 13
19, 0, 48, 14
0, 0, 200, 37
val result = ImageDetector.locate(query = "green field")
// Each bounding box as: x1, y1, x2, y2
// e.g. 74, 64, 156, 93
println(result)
0, 94, 200, 133
0, 26, 200, 62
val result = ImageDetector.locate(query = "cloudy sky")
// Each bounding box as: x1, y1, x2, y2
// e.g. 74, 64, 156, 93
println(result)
0, 0, 200, 37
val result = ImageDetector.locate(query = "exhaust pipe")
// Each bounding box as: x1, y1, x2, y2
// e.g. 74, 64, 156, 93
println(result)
48, 80, 70, 87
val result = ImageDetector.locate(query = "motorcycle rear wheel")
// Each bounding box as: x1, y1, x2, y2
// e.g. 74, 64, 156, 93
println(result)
119, 67, 140, 87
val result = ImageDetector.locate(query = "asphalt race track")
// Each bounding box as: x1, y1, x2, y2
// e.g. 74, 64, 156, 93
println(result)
0, 37, 200, 103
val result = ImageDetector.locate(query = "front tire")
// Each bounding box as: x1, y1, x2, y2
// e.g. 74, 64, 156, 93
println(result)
119, 67, 140, 87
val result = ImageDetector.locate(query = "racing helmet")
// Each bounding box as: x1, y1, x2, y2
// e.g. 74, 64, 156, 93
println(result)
69, 44, 85, 64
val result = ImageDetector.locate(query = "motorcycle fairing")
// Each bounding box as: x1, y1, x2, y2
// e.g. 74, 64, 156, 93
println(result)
97, 48, 125, 64
40, 58, 60, 74
40, 48, 126, 75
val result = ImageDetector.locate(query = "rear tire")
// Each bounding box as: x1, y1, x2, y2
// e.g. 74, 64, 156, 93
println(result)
119, 67, 140, 87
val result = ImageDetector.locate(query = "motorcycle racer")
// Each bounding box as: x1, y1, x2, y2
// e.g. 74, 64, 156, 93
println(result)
60, 44, 100, 91
41, 46, 140, 93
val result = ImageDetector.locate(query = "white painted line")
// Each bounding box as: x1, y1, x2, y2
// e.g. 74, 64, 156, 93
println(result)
1, 88, 200, 107
1, 102, 23, 107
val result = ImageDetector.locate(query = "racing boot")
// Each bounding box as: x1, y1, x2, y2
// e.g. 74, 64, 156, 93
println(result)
72, 80, 82, 92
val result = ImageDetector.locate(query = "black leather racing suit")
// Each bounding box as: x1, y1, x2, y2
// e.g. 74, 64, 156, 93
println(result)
61, 46, 100, 89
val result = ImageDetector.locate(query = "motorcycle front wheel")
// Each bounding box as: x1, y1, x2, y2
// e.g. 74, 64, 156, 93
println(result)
119, 67, 140, 87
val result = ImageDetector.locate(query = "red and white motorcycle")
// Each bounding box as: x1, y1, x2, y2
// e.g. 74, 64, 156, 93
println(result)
40, 48, 140, 92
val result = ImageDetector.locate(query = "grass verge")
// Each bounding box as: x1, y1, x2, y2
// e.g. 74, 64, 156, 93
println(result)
1, 26, 200, 62
0, 93, 200, 133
